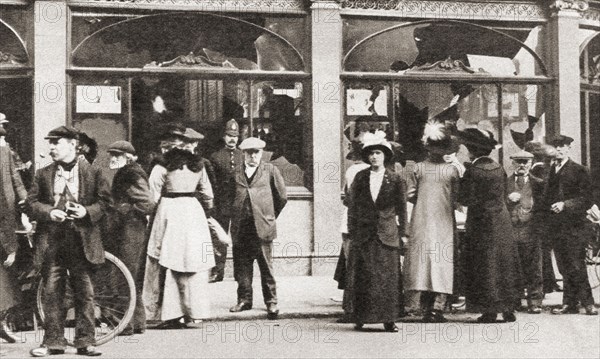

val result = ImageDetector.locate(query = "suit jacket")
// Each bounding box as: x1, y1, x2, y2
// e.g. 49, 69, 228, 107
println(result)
230, 161, 287, 243
347, 168, 407, 249
543, 159, 592, 226
0, 146, 27, 256
28, 158, 111, 267
506, 174, 541, 227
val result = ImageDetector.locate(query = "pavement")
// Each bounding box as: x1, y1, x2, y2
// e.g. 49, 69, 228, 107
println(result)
155, 274, 600, 323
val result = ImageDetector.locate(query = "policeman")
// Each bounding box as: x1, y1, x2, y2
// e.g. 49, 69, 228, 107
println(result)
208, 119, 244, 282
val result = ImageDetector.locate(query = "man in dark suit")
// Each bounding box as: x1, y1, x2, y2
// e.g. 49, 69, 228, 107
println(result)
28, 126, 111, 357
506, 150, 543, 314
545, 135, 597, 316
209, 119, 243, 282
228, 137, 287, 319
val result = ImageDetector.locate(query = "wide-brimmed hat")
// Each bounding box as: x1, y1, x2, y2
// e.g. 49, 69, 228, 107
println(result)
107, 140, 135, 155
458, 128, 499, 153
422, 121, 459, 155
361, 131, 393, 163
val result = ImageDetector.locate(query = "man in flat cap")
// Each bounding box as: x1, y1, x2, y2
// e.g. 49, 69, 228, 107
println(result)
229, 137, 287, 319
107, 141, 155, 336
29, 126, 111, 356
506, 150, 544, 314
209, 119, 244, 282
544, 135, 597, 315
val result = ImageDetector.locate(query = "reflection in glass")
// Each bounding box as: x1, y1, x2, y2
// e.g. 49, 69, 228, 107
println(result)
581, 33, 600, 85
0, 21, 28, 66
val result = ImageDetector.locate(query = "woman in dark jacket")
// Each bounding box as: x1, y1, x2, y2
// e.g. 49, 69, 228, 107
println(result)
346, 131, 406, 332
458, 128, 519, 323
0, 127, 27, 344
107, 141, 156, 335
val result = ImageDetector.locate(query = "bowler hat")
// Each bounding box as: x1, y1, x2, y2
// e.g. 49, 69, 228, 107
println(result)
107, 140, 135, 155
549, 134, 574, 147
44, 126, 79, 140
510, 150, 534, 160
224, 119, 240, 136
239, 137, 266, 151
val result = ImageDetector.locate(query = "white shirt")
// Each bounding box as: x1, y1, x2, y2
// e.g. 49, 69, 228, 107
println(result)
245, 163, 258, 178
369, 169, 385, 202
53, 161, 79, 204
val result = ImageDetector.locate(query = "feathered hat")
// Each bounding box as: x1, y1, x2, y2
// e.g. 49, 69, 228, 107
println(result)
421, 120, 459, 155
361, 130, 394, 163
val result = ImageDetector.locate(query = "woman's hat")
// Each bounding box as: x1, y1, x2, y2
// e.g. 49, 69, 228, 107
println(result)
422, 121, 459, 155
458, 128, 499, 153
361, 130, 393, 163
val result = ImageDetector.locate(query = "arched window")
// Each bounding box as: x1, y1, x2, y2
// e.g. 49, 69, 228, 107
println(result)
0, 19, 28, 67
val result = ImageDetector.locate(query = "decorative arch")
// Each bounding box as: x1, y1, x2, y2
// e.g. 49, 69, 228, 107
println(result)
0, 19, 29, 66
343, 20, 547, 77
72, 12, 305, 71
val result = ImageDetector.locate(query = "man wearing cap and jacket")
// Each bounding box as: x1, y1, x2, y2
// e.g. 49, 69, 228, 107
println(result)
506, 150, 544, 314
544, 135, 597, 315
28, 126, 111, 357
209, 119, 244, 282
107, 141, 155, 336
229, 137, 287, 319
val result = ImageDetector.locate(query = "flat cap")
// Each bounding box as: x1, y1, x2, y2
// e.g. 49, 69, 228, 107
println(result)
107, 140, 135, 155
183, 128, 205, 141
224, 119, 240, 136
549, 134, 574, 147
510, 150, 534, 160
0, 113, 7, 124
44, 126, 79, 140
239, 137, 266, 151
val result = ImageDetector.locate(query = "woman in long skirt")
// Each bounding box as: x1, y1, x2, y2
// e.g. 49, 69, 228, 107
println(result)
458, 128, 520, 323
404, 122, 462, 323
346, 131, 406, 332
143, 147, 215, 327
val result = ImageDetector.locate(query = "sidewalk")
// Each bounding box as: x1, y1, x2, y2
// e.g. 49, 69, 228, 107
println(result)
161, 276, 600, 323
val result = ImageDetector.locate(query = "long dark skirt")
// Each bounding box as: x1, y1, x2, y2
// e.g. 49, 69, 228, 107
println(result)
346, 238, 404, 324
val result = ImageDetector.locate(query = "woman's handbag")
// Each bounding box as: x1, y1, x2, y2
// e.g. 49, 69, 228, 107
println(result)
207, 217, 232, 247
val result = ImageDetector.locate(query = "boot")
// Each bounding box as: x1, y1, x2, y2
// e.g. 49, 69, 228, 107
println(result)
0, 320, 22, 343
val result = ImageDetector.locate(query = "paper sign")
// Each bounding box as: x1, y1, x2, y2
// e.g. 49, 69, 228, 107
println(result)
76, 86, 122, 114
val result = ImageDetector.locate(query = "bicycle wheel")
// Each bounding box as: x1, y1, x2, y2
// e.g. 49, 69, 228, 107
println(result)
37, 251, 136, 346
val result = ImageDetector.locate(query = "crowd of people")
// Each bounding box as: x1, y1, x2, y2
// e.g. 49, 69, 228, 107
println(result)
335, 121, 598, 332
0, 112, 598, 356
0, 117, 287, 357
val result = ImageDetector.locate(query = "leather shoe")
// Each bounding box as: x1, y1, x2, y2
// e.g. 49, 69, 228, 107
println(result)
502, 312, 517, 322
476, 313, 497, 323
528, 306, 542, 314
30, 346, 65, 357
423, 310, 447, 323
551, 305, 579, 315
383, 322, 398, 333
584, 305, 598, 316
77, 346, 102, 356
354, 323, 364, 331
1, 321, 23, 343
266, 303, 279, 320
229, 302, 252, 313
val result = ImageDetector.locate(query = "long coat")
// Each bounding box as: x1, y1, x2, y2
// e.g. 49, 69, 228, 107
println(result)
230, 162, 287, 243
0, 145, 27, 311
458, 157, 519, 313
346, 168, 406, 323
210, 147, 244, 222
404, 160, 460, 295
28, 158, 111, 268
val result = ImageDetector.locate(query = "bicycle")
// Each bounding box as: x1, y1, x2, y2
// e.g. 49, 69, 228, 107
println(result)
15, 226, 136, 346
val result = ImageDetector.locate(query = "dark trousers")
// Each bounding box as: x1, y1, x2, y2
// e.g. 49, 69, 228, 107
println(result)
542, 237, 558, 291
41, 227, 96, 349
116, 215, 148, 331
550, 224, 594, 307
232, 219, 277, 305
211, 213, 230, 280
515, 240, 544, 307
